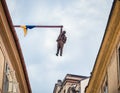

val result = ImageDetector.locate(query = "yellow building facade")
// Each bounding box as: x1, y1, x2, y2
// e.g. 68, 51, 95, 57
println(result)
86, 0, 120, 93
0, 0, 31, 93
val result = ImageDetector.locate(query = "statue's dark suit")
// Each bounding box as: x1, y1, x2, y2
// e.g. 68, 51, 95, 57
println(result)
56, 31, 67, 56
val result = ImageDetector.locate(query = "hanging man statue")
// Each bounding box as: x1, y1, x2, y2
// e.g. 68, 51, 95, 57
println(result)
56, 30, 67, 56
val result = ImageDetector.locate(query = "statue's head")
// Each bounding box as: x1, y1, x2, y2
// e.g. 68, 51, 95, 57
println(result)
63, 31, 66, 34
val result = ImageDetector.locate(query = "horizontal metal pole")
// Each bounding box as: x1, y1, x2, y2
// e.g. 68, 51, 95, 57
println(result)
14, 25, 63, 28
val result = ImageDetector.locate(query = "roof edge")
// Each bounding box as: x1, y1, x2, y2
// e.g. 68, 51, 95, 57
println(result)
66, 74, 89, 78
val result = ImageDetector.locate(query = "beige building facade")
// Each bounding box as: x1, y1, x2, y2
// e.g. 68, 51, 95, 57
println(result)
85, 0, 120, 93
0, 0, 31, 93
81, 78, 89, 93
53, 74, 89, 93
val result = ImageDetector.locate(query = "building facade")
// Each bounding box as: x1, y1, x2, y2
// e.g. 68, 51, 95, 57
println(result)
0, 0, 31, 93
85, 0, 120, 93
53, 74, 89, 93
81, 78, 89, 93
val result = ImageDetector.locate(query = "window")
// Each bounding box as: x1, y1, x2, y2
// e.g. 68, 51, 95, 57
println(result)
3, 63, 9, 93
102, 76, 108, 93
103, 82, 108, 93
3, 76, 9, 93
3, 63, 19, 93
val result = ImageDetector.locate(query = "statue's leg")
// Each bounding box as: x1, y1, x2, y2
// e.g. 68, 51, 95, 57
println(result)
56, 43, 60, 56
60, 48, 63, 56
56, 48, 59, 56
60, 43, 64, 56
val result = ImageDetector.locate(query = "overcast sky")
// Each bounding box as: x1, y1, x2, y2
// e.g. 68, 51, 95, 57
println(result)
6, 0, 113, 93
